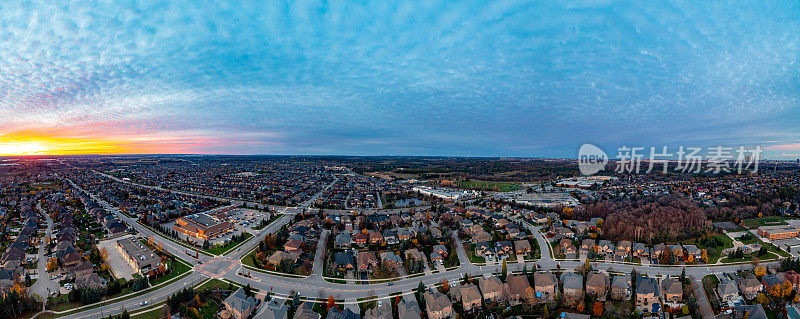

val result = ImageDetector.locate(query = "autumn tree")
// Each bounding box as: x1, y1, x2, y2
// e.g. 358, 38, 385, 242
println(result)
47, 257, 59, 272
593, 302, 603, 316
755, 265, 766, 277
327, 295, 336, 311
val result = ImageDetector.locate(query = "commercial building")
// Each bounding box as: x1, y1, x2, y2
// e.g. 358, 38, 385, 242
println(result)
116, 237, 161, 275
411, 186, 478, 201
757, 225, 799, 240
174, 212, 233, 240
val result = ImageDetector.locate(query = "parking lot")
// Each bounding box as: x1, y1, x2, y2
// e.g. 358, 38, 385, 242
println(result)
96, 235, 138, 280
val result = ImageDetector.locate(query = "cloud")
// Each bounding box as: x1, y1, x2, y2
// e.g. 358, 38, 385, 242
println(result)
0, 0, 798, 156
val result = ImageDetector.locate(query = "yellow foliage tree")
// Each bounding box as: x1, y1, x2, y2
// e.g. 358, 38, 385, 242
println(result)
47, 257, 59, 272
754, 265, 766, 277
701, 249, 708, 262
781, 281, 793, 298
756, 292, 769, 305
686, 254, 695, 264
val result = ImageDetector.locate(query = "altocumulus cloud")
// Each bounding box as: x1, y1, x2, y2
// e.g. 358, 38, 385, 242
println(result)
0, 0, 799, 156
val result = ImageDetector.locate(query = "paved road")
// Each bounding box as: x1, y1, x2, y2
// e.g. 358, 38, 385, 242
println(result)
691, 277, 715, 319
30, 203, 59, 305
310, 230, 330, 278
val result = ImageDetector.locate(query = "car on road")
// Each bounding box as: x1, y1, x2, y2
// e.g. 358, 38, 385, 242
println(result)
140, 301, 147, 306
387, 282, 393, 286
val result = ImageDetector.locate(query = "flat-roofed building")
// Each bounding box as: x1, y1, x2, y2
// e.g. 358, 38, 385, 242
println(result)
173, 212, 232, 240
757, 225, 799, 240
116, 237, 161, 275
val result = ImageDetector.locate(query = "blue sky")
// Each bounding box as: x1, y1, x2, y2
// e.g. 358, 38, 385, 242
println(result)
1, 0, 799, 157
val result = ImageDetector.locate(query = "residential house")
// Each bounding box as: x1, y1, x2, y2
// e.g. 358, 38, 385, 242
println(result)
580, 239, 596, 256
261, 299, 289, 319
472, 230, 492, 243
652, 243, 667, 259
333, 252, 355, 271
738, 274, 763, 300
507, 274, 534, 305
717, 276, 741, 304
432, 245, 448, 258
585, 272, 608, 299
358, 251, 379, 272
352, 233, 368, 246
668, 244, 684, 259
560, 272, 584, 301
597, 240, 614, 256
684, 245, 702, 262
284, 240, 303, 255
559, 239, 577, 257
514, 240, 532, 256
611, 276, 632, 301
478, 275, 505, 303
326, 308, 359, 319
733, 304, 768, 319
533, 272, 557, 301
334, 232, 352, 249
368, 232, 383, 245
784, 270, 800, 289
661, 277, 683, 307
364, 301, 391, 319
398, 299, 421, 319
636, 276, 660, 314
224, 287, 258, 319
423, 291, 453, 319
453, 284, 482, 312
761, 274, 784, 291
382, 230, 398, 245
494, 241, 513, 259
294, 302, 321, 319
632, 243, 649, 259
615, 241, 632, 259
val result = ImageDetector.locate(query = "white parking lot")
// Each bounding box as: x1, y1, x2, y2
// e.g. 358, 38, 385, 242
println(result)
96, 235, 138, 280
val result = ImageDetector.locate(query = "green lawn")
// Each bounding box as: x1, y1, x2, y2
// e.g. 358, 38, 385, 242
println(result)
253, 214, 283, 230
742, 217, 791, 228
683, 233, 733, 263
196, 278, 235, 292
150, 259, 192, 286
454, 180, 522, 192
131, 305, 165, 319
205, 232, 253, 255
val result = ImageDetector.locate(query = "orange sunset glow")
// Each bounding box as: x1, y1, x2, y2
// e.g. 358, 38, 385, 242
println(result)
0, 131, 129, 155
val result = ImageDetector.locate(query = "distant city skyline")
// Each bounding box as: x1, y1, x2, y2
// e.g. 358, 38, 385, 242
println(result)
1, 1, 799, 157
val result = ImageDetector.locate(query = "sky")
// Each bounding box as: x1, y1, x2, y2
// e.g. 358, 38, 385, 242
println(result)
0, 1, 799, 157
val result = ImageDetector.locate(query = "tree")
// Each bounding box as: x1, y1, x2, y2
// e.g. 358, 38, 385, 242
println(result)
756, 292, 769, 305
326, 295, 336, 311
576, 301, 585, 313
47, 257, 59, 272
755, 265, 766, 277
680, 267, 686, 284
593, 302, 603, 316
501, 259, 508, 280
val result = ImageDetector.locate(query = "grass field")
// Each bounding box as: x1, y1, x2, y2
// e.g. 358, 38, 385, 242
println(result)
742, 216, 791, 228
682, 233, 733, 263
206, 232, 253, 255
453, 180, 522, 192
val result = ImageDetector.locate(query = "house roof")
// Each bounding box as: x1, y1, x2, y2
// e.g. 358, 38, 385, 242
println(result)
507, 275, 532, 295
225, 287, 257, 314
636, 276, 658, 295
